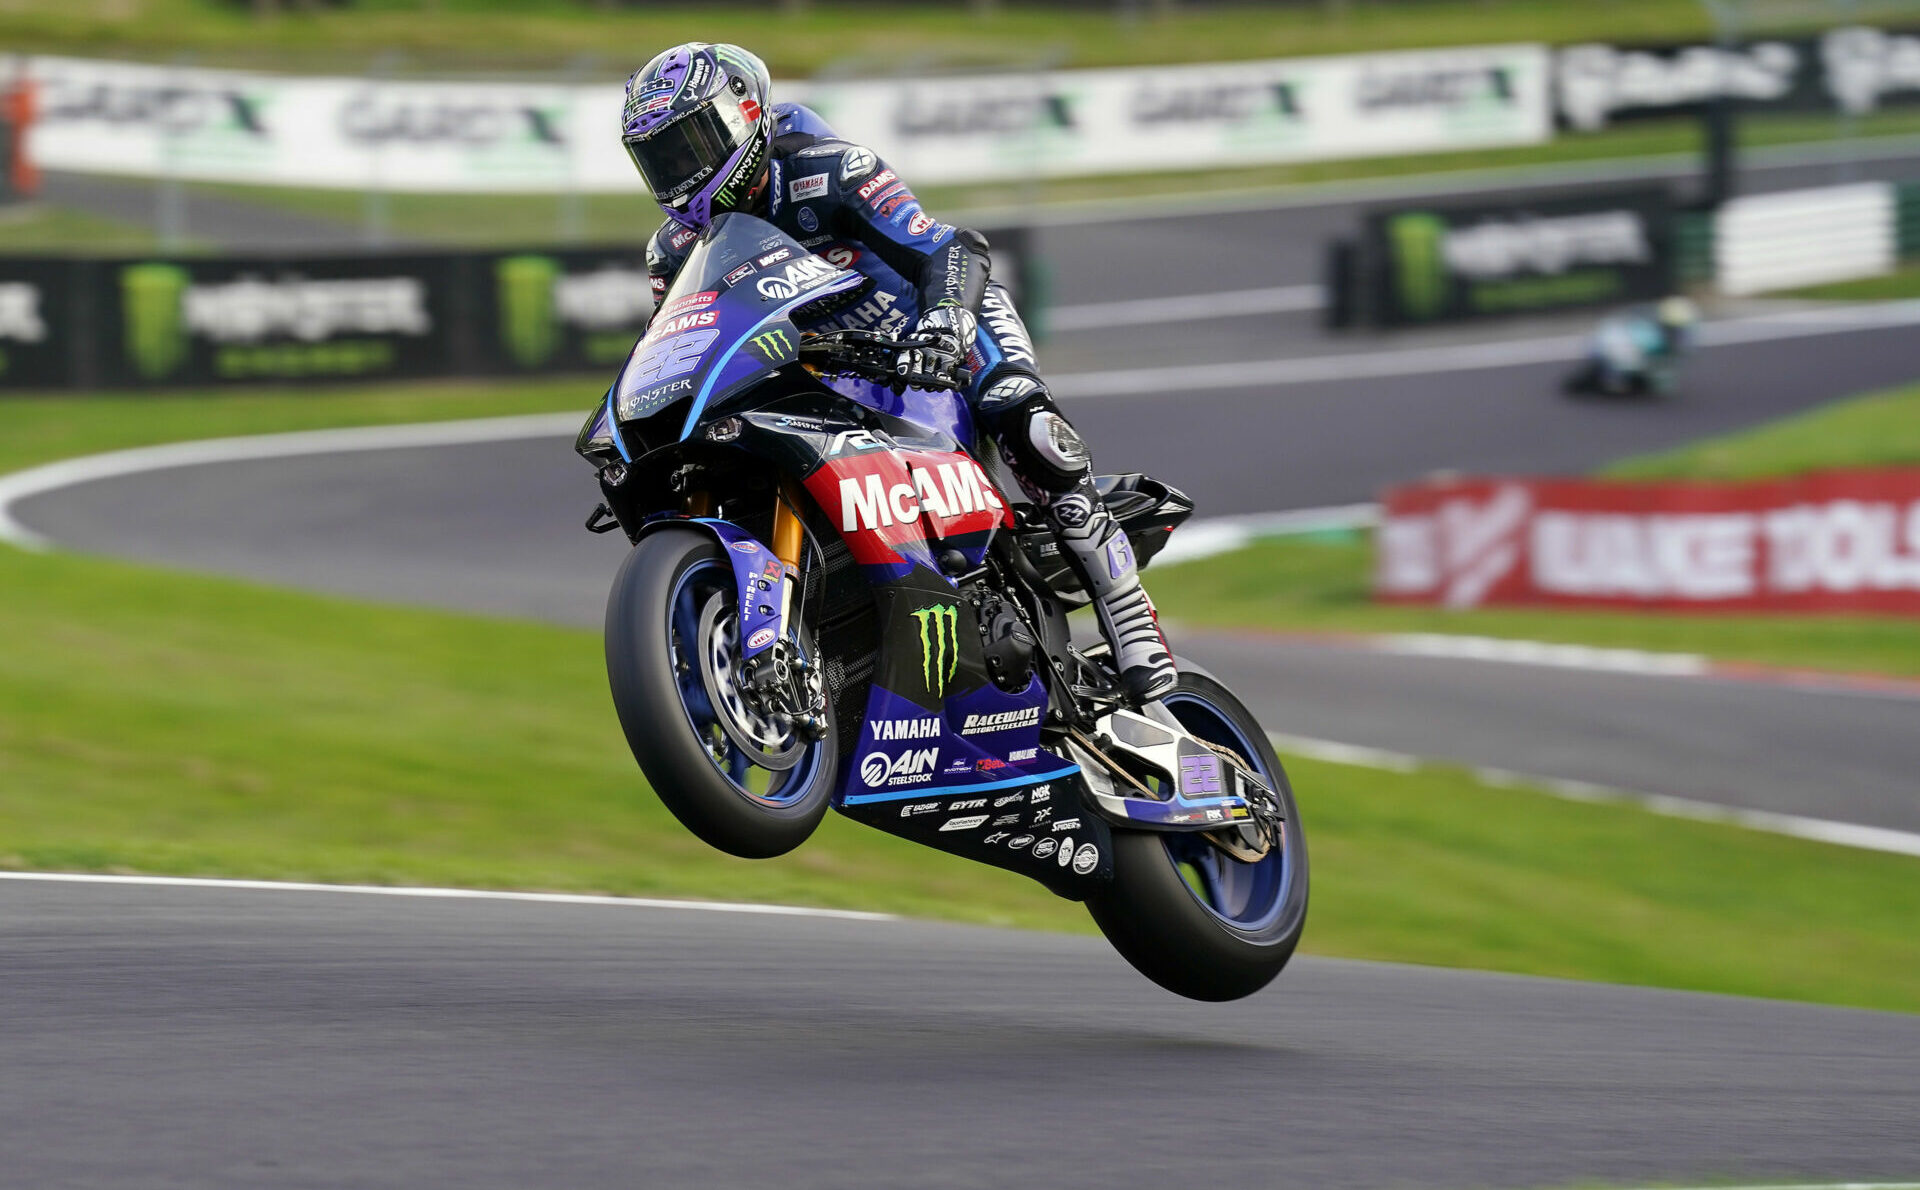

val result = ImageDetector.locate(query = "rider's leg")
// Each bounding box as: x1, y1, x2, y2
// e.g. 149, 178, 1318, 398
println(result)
966, 287, 1176, 703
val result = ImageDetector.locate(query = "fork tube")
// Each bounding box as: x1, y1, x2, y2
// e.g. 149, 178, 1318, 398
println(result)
772, 480, 807, 630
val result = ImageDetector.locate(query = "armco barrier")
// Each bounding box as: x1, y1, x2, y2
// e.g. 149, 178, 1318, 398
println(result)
0, 228, 1034, 391
1376, 472, 1920, 614
1714, 182, 1897, 296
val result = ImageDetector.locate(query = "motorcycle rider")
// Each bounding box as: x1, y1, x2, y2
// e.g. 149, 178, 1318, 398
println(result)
1574, 296, 1700, 396
616, 42, 1176, 704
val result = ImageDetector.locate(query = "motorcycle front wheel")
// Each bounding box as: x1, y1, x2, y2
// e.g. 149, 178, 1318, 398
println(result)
604, 527, 838, 859
1085, 669, 1309, 1002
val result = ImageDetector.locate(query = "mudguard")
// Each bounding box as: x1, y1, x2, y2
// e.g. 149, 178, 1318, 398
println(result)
632, 515, 790, 662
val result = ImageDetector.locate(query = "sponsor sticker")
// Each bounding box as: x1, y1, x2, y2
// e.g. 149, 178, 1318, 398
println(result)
788, 174, 829, 203
796, 206, 819, 233
993, 793, 1024, 808
961, 708, 1042, 735
1072, 845, 1099, 875
990, 814, 1021, 827
982, 831, 1010, 845
861, 747, 939, 788
1180, 754, 1224, 796
873, 717, 941, 741
899, 801, 941, 818
746, 627, 776, 650
1009, 748, 1038, 762
857, 169, 897, 202
658, 290, 717, 320
907, 212, 936, 237
949, 798, 988, 811
1056, 838, 1076, 867
756, 247, 794, 268
1049, 818, 1081, 833
1007, 834, 1035, 851
940, 814, 989, 832
1031, 837, 1058, 860
724, 262, 756, 286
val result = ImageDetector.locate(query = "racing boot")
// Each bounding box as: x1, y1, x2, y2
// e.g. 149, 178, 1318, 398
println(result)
1048, 483, 1178, 705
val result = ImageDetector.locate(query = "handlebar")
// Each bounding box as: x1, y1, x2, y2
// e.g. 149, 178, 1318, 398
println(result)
797, 329, 968, 392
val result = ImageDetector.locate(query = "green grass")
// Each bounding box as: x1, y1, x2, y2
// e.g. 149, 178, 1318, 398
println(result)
3, 380, 1918, 1012
1605, 380, 1920, 482
3, 540, 1917, 1011
1783, 259, 1920, 303
1150, 380, 1920, 677
0, 0, 1844, 74
0, 203, 180, 254
0, 378, 595, 475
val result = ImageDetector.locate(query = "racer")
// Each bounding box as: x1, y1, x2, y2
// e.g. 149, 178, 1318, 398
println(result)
614, 42, 1176, 703
1569, 296, 1700, 397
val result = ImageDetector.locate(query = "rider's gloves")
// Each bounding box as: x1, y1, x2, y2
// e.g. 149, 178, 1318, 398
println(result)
894, 305, 975, 390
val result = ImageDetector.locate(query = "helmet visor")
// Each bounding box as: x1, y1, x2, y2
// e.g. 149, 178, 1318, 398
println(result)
624, 100, 752, 205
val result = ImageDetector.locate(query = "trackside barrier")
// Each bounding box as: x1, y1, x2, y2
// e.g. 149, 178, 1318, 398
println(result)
0, 229, 1035, 391
1715, 182, 1897, 295
1376, 471, 1920, 615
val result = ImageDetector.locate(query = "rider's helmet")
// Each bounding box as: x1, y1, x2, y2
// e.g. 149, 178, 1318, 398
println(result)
621, 42, 774, 230
1657, 295, 1700, 330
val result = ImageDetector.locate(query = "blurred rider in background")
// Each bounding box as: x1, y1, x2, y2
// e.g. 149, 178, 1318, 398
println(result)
612, 42, 1177, 704
1568, 296, 1700, 397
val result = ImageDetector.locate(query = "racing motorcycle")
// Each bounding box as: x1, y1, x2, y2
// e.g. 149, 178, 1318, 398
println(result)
576, 212, 1307, 1002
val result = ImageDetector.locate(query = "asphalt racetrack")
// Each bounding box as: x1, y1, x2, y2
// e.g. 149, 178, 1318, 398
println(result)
6, 877, 1919, 1190
11, 175, 1920, 1188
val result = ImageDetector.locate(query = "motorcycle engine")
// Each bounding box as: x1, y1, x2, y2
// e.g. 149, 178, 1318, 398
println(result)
972, 589, 1038, 692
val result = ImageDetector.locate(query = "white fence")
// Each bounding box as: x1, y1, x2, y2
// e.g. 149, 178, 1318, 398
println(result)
1715, 182, 1898, 295
15, 46, 1550, 193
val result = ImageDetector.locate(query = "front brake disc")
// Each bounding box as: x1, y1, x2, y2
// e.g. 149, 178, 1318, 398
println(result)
695, 590, 806, 772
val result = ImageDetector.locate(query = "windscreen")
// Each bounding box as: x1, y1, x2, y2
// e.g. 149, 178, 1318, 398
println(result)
612, 214, 867, 432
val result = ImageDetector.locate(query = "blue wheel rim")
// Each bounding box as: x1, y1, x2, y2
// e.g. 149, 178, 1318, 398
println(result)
1158, 691, 1292, 933
666, 558, 823, 808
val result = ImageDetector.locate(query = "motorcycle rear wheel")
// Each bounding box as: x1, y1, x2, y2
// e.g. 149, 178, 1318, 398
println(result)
604, 527, 837, 859
1085, 670, 1309, 1002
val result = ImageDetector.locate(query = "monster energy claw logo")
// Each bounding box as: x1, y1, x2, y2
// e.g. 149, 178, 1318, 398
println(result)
121, 263, 191, 381
1388, 211, 1450, 322
912, 603, 960, 698
749, 328, 791, 362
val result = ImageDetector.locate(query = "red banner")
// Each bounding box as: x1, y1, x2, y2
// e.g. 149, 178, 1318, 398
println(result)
1375, 471, 1920, 613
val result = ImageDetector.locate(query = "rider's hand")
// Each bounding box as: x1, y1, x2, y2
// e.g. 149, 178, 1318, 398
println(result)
894, 306, 975, 391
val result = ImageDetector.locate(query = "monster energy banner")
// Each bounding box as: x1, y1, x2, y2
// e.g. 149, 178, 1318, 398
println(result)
99, 254, 458, 387
0, 260, 74, 388
1362, 186, 1676, 327
478, 248, 650, 374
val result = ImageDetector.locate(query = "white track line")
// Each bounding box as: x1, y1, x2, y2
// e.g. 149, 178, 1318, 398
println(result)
1051, 299, 1920, 399
1049, 284, 1323, 331
1378, 633, 1711, 677
0, 870, 897, 920
0, 411, 582, 549
1155, 503, 1380, 564
1270, 732, 1920, 859
10, 299, 1920, 549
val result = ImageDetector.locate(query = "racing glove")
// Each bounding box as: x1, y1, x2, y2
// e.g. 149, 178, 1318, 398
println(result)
894, 305, 975, 391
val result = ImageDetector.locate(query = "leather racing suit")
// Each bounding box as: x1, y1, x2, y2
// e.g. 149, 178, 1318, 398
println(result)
638, 103, 1176, 703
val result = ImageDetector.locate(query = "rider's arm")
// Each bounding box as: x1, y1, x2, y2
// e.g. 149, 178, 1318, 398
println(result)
825, 148, 991, 318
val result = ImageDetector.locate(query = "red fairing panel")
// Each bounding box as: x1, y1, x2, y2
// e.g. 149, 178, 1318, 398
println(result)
805, 446, 1014, 565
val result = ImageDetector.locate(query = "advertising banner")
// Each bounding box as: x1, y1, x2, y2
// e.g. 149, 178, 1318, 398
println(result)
1362, 186, 1674, 326
477, 247, 650, 374
94, 253, 458, 387
21, 46, 1551, 191
1555, 25, 1920, 130
1376, 472, 1920, 614
0, 258, 74, 389
800, 43, 1552, 184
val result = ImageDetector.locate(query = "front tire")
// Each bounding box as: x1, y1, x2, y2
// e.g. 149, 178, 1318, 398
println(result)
1086, 671, 1309, 1001
604, 527, 836, 859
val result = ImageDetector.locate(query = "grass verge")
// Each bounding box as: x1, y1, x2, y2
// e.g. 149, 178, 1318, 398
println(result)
1150, 380, 1920, 677
1781, 260, 1920, 304
0, 0, 1811, 74
3, 542, 1916, 1012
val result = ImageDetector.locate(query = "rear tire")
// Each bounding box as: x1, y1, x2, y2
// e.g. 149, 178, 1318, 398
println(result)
1085, 671, 1309, 1002
605, 528, 836, 859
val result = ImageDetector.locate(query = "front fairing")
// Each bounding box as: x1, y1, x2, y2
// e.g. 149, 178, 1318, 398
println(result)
605, 212, 867, 458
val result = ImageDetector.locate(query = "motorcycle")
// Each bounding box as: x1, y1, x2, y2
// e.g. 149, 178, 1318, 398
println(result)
576, 212, 1307, 1001
1563, 308, 1689, 398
